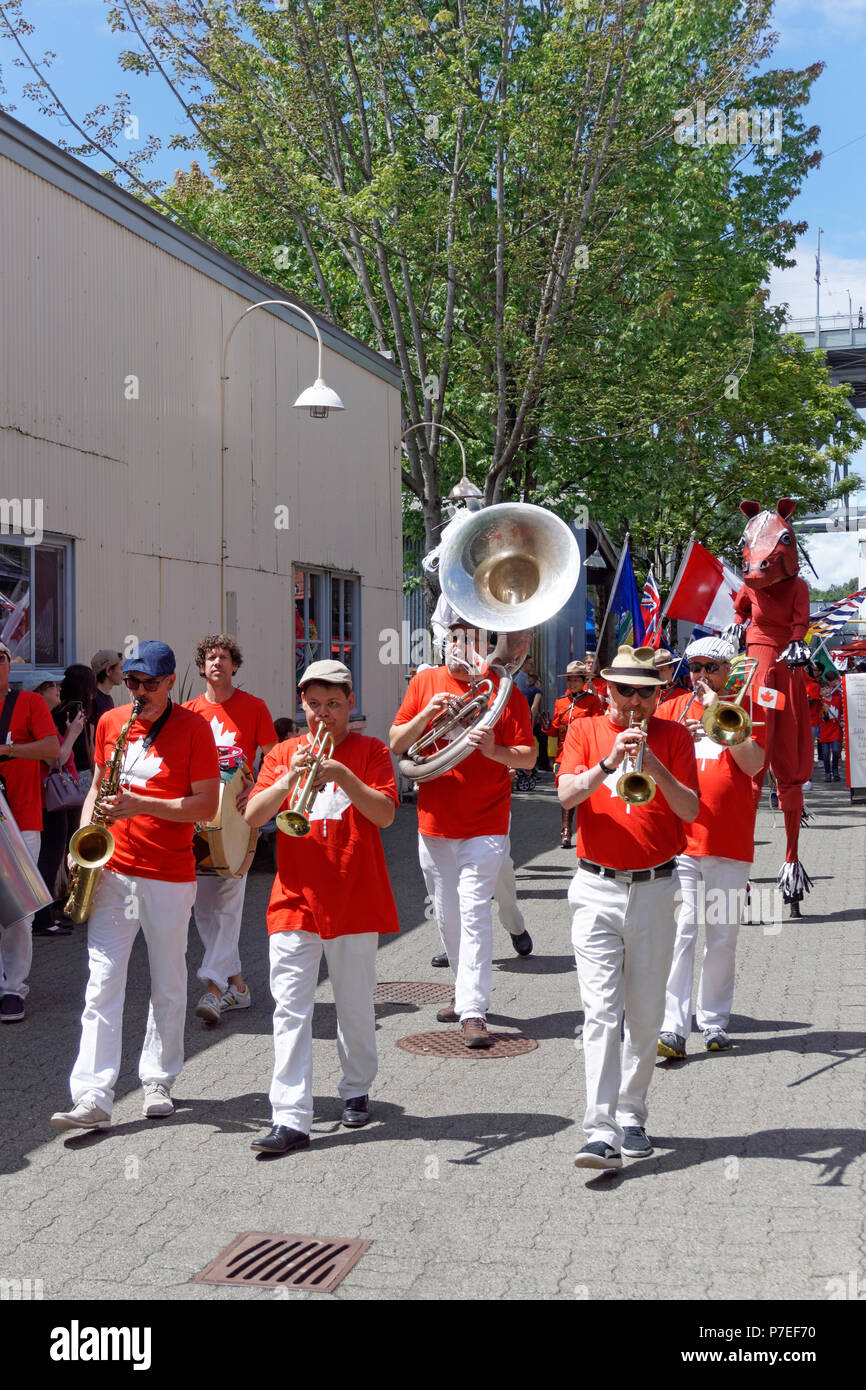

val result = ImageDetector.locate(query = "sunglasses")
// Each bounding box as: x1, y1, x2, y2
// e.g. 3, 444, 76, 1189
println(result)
611, 682, 657, 699
124, 674, 168, 693
688, 661, 721, 674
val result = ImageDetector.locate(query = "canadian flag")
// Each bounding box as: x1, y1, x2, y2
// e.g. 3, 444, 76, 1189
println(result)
755, 686, 786, 710
663, 540, 741, 631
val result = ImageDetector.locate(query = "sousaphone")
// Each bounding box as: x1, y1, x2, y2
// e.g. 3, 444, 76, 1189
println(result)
399, 503, 581, 782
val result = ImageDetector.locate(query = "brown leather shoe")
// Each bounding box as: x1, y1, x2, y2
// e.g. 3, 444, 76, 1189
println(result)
461, 1016, 494, 1049
436, 997, 459, 1023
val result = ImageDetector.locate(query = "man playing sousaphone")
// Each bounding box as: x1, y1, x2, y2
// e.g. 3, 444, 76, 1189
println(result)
184, 635, 277, 1023
558, 645, 698, 1169
391, 616, 535, 1048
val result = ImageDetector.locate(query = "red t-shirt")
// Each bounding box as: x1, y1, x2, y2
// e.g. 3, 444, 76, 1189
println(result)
393, 667, 534, 838
818, 689, 843, 743
658, 685, 682, 707
559, 713, 698, 870
552, 691, 602, 743
1, 690, 58, 831
95, 703, 219, 882
656, 691, 756, 862
183, 689, 277, 767
250, 732, 399, 938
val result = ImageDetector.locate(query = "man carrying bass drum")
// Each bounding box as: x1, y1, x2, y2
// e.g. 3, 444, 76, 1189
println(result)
184, 634, 277, 1024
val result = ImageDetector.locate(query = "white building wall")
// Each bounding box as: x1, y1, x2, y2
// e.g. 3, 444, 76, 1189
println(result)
0, 141, 404, 741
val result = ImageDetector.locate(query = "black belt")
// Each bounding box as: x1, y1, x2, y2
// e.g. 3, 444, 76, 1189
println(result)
578, 858, 676, 885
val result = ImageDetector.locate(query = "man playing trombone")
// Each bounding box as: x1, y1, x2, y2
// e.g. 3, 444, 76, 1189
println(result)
558, 645, 698, 1169
245, 660, 399, 1155
655, 637, 765, 1057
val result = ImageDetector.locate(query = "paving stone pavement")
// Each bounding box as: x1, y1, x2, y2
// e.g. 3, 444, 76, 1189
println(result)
1, 769, 864, 1303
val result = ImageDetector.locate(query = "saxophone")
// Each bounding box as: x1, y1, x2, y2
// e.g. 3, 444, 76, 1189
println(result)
64, 698, 143, 923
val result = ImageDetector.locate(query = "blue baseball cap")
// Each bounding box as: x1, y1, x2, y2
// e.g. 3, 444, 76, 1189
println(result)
122, 641, 176, 678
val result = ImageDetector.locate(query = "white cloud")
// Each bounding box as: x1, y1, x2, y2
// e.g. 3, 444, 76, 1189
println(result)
773, 0, 866, 37
768, 240, 866, 322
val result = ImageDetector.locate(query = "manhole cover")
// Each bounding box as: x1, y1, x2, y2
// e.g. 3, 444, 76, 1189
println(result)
397, 1031, 538, 1058
196, 1233, 370, 1293
374, 981, 454, 1005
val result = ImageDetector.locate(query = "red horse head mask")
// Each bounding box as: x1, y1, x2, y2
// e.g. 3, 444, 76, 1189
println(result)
740, 499, 800, 589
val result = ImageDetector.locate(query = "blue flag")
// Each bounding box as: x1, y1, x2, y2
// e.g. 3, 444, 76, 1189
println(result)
611, 543, 646, 648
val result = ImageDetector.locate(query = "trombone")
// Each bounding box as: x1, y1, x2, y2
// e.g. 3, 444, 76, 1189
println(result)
616, 713, 656, 805
701, 656, 758, 747
276, 724, 335, 837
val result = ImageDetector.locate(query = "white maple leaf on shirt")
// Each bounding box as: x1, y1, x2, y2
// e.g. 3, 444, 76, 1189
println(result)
602, 767, 633, 814
308, 782, 351, 822
693, 735, 724, 772
208, 715, 236, 748
119, 740, 164, 789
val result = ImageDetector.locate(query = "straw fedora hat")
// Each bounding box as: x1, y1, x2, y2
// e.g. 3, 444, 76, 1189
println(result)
600, 645, 662, 687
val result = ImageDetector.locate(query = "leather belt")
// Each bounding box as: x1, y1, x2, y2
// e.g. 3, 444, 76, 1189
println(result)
578, 858, 675, 885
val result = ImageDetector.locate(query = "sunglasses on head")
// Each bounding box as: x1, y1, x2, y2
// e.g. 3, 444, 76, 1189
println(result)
611, 682, 657, 699
688, 661, 721, 674
124, 674, 167, 693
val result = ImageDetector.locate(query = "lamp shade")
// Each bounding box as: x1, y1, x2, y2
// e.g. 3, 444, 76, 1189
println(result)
293, 378, 345, 418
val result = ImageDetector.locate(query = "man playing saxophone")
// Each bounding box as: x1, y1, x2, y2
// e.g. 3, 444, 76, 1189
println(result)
51, 642, 219, 1132
558, 645, 698, 1170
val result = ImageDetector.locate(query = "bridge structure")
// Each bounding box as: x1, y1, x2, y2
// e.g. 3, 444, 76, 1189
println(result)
782, 317, 866, 594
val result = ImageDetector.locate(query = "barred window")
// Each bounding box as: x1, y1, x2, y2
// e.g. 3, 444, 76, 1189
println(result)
294, 568, 361, 713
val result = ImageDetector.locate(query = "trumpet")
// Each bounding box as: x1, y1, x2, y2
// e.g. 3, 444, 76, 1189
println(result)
701, 656, 758, 747
616, 713, 656, 805
276, 724, 335, 837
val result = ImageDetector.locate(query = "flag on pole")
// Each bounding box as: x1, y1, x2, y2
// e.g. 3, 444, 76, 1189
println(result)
663, 539, 741, 631
805, 586, 866, 641
640, 568, 662, 648
610, 541, 646, 648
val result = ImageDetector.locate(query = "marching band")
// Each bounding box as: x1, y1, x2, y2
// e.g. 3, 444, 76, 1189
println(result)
0, 506, 846, 1173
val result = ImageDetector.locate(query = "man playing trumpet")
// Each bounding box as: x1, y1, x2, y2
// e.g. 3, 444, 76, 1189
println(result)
558, 645, 698, 1169
655, 637, 765, 1057
245, 661, 399, 1155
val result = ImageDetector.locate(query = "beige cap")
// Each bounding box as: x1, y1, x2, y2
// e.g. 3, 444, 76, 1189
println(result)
299, 659, 353, 691
601, 645, 662, 687
653, 648, 675, 668
558, 661, 587, 677
91, 649, 122, 675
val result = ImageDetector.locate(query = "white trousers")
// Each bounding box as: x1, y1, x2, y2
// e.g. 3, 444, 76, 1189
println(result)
0, 830, 40, 998
269, 929, 379, 1133
663, 854, 749, 1037
419, 832, 506, 1021
424, 830, 525, 939
69, 869, 197, 1114
569, 867, 678, 1147
192, 873, 247, 992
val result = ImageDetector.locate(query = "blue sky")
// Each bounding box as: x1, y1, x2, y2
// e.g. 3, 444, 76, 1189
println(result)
2, 0, 865, 588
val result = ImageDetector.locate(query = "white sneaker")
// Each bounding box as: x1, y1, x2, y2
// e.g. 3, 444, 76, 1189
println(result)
220, 983, 251, 1012
50, 1101, 111, 1131
142, 1083, 174, 1118
195, 991, 222, 1023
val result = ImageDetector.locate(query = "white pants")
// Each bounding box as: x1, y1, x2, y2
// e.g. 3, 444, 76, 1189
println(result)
0, 830, 40, 998
569, 866, 678, 1147
269, 929, 379, 1133
69, 869, 197, 1114
424, 830, 524, 939
419, 832, 506, 1021
192, 873, 247, 992
663, 854, 749, 1038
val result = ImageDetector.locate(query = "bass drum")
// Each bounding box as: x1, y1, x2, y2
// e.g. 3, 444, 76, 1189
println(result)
194, 766, 258, 879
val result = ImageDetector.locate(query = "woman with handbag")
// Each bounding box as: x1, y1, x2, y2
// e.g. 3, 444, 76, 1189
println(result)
32, 668, 94, 936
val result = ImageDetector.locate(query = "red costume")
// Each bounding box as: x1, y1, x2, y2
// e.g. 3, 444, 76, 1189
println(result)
729, 499, 813, 912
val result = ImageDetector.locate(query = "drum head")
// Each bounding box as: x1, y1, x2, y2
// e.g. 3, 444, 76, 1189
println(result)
196, 767, 258, 878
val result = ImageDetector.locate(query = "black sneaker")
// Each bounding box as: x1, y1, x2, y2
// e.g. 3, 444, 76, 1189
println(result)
431, 951, 449, 968
510, 930, 533, 957
341, 1095, 370, 1127
0, 994, 25, 1023
621, 1126, 653, 1158
574, 1142, 622, 1171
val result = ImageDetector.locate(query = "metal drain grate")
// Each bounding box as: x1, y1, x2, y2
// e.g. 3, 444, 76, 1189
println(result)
397, 1030, 538, 1058
374, 980, 454, 1005
196, 1232, 370, 1293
